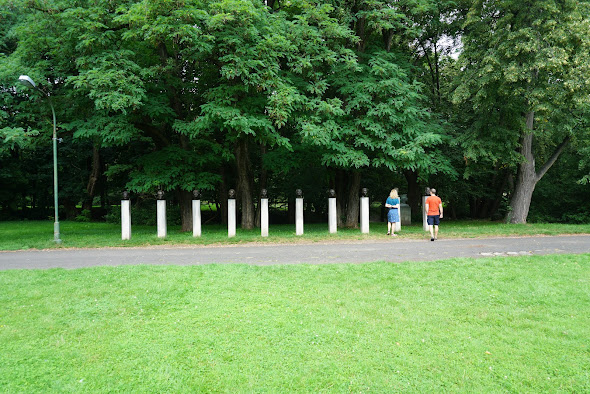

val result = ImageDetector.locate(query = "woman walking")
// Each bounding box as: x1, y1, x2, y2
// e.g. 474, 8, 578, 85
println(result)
385, 189, 400, 236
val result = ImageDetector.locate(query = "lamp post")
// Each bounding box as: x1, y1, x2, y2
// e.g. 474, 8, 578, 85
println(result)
19, 75, 61, 244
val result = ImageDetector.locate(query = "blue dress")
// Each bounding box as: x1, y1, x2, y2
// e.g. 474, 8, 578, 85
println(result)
386, 197, 400, 223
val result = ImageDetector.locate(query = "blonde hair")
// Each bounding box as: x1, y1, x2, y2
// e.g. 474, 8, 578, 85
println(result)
389, 189, 399, 199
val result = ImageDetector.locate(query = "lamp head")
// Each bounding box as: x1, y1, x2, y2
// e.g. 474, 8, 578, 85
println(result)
19, 75, 37, 89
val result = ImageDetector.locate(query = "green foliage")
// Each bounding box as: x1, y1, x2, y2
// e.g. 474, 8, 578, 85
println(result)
124, 146, 222, 193
529, 149, 590, 223
70, 50, 147, 113
74, 209, 92, 222
453, 0, 590, 163
0, 126, 38, 157
0, 0, 588, 224
65, 114, 140, 147
330, 50, 446, 171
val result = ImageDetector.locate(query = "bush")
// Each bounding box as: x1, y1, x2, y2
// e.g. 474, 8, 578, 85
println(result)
75, 209, 92, 222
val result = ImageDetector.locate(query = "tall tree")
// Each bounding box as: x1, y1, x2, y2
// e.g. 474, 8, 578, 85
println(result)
453, 0, 590, 223
193, 0, 358, 228
299, 0, 451, 226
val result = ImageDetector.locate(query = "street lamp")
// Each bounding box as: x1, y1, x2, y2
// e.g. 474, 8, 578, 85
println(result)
19, 75, 62, 244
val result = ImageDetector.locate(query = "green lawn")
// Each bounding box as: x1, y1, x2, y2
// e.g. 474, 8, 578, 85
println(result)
1, 255, 589, 391
1, 220, 590, 251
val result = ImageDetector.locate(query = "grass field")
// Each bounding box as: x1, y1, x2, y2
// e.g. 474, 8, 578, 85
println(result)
1, 220, 590, 251
1, 254, 589, 392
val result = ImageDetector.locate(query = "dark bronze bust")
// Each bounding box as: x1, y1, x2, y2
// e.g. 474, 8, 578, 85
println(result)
228, 189, 236, 199
328, 189, 336, 198
361, 187, 368, 197
122, 191, 130, 200
192, 189, 201, 199
425, 187, 431, 196
157, 190, 165, 200
295, 189, 303, 198
261, 189, 268, 199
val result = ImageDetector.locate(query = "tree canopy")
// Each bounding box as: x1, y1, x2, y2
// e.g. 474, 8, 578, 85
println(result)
1, 0, 589, 226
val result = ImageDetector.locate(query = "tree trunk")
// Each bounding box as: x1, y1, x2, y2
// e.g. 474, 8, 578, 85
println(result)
345, 171, 361, 228
335, 171, 346, 227
64, 200, 78, 220
82, 144, 100, 212
508, 111, 570, 223
508, 163, 536, 223
403, 170, 420, 219
488, 170, 510, 219
478, 199, 491, 219
382, 29, 394, 52
219, 165, 228, 225
469, 196, 478, 218
355, 16, 367, 52
235, 138, 255, 229
255, 144, 267, 228
287, 197, 295, 224
509, 111, 537, 223
178, 189, 193, 232
450, 204, 457, 220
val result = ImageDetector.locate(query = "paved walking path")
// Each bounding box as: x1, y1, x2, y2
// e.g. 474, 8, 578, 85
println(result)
1, 235, 589, 270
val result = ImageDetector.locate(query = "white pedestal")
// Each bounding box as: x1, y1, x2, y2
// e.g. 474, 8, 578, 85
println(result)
328, 197, 337, 233
360, 197, 369, 234
121, 200, 131, 240
157, 200, 167, 238
228, 199, 236, 238
423, 196, 429, 231
192, 199, 201, 237
296, 198, 304, 236
261, 198, 269, 237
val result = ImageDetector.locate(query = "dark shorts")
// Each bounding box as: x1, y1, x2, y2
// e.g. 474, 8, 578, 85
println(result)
427, 215, 440, 226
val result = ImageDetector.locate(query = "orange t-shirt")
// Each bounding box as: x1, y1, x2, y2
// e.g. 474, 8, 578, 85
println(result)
426, 196, 442, 216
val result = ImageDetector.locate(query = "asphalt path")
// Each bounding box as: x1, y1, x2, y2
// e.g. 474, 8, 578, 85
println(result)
0, 235, 589, 270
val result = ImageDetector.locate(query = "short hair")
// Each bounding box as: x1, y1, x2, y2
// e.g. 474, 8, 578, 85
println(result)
430, 188, 436, 194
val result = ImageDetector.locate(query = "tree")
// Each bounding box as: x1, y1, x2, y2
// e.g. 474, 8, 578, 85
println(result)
453, 0, 590, 223
296, 0, 452, 226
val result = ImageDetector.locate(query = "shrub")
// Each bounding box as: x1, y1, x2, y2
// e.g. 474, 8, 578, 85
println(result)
75, 209, 92, 222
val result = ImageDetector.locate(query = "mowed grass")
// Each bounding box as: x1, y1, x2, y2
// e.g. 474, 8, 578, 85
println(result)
1, 255, 589, 392
1, 220, 590, 250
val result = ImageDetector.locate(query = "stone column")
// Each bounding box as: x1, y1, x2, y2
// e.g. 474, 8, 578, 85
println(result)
423, 187, 430, 231
328, 189, 337, 234
400, 194, 411, 226
121, 191, 131, 240
192, 189, 201, 237
157, 190, 167, 238
360, 187, 369, 234
228, 189, 236, 238
295, 189, 304, 236
260, 189, 269, 237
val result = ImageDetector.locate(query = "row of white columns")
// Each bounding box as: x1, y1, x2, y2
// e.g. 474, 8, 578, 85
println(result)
226, 196, 271, 238
121, 190, 374, 240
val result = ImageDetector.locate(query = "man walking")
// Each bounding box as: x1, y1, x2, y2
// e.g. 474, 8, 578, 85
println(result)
425, 188, 443, 241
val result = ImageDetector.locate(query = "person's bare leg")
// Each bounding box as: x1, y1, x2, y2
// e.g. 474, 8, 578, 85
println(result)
387, 222, 391, 235
429, 225, 434, 240
434, 225, 439, 240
